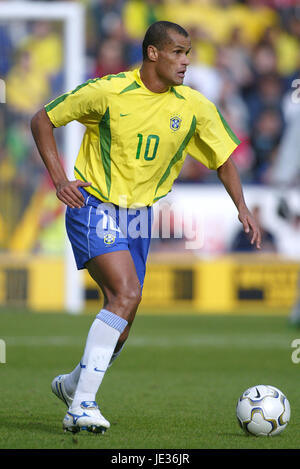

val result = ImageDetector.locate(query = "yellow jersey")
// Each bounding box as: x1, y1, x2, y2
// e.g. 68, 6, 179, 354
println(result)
45, 68, 240, 208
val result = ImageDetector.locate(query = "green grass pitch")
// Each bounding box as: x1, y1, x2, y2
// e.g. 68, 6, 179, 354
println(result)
0, 310, 299, 449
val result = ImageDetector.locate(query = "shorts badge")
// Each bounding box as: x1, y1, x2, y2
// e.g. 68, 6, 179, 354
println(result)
104, 233, 116, 245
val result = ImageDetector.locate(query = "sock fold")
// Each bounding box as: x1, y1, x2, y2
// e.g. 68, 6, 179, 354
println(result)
96, 309, 128, 333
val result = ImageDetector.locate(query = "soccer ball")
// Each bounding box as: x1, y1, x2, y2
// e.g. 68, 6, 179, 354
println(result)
236, 385, 290, 436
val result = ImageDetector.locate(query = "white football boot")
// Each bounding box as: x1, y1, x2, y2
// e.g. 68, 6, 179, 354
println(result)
51, 374, 73, 408
63, 401, 110, 434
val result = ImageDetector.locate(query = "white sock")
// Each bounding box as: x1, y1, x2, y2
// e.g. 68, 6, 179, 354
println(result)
64, 363, 81, 397
64, 340, 125, 396
70, 309, 128, 410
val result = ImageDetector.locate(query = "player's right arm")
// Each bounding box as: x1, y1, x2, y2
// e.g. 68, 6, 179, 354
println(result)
31, 108, 91, 208
31, 79, 110, 207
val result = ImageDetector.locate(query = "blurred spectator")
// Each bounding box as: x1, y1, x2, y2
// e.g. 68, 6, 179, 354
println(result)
187, 25, 217, 68
230, 205, 277, 252
5, 50, 49, 118
250, 106, 283, 183
269, 111, 300, 187
92, 38, 127, 78
261, 22, 300, 78
0, 24, 13, 76
215, 27, 253, 89
281, 49, 300, 123
178, 155, 210, 183
218, 74, 250, 134
251, 41, 278, 76
123, 0, 163, 65
123, 0, 163, 41
243, 72, 284, 127
91, 0, 124, 42
183, 48, 222, 104
18, 20, 63, 96
163, 0, 277, 45
19, 21, 62, 78
284, 12, 300, 69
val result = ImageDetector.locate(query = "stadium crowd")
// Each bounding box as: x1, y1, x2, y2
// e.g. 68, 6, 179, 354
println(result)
0, 0, 299, 253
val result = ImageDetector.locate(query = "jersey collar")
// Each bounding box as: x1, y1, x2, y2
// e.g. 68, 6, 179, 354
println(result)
134, 68, 171, 95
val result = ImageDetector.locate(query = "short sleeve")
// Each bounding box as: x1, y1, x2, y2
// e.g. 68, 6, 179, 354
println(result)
45, 78, 108, 128
186, 96, 240, 170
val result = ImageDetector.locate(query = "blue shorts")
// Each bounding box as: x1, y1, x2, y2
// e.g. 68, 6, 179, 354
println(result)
65, 188, 153, 288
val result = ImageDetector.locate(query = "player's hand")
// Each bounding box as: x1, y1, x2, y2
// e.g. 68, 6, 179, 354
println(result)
56, 179, 92, 208
238, 206, 262, 250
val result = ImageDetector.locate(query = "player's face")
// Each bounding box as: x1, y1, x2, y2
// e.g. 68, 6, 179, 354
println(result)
155, 31, 191, 86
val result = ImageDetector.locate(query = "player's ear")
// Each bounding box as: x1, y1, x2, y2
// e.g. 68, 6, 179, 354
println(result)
147, 45, 159, 62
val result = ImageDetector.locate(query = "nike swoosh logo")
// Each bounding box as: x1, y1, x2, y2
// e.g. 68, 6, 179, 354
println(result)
94, 367, 105, 372
120, 113, 130, 117
255, 387, 261, 398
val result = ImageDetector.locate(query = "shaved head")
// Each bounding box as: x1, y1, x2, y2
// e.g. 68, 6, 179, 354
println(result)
142, 21, 189, 61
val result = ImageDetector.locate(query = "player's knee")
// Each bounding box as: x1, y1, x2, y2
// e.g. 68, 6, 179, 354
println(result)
119, 285, 142, 314
107, 284, 142, 319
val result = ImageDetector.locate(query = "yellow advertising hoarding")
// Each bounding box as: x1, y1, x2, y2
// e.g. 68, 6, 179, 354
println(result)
0, 254, 298, 314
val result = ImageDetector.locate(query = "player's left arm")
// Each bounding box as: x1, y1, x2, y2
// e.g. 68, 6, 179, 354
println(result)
217, 156, 261, 249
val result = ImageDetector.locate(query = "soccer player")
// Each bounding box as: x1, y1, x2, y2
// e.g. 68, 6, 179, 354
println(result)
31, 21, 261, 434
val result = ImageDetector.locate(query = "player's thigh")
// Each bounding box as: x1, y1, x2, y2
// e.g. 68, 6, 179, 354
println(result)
85, 250, 141, 319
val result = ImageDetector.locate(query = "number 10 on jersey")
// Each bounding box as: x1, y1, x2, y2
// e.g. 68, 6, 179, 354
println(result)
136, 133, 160, 161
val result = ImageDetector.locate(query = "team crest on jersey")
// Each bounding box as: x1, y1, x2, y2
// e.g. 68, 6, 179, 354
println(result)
170, 115, 182, 131
104, 233, 116, 245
